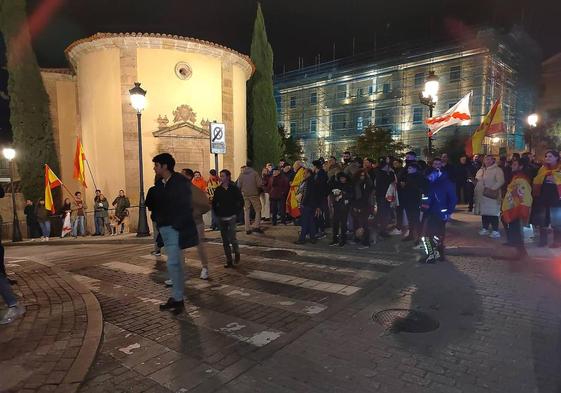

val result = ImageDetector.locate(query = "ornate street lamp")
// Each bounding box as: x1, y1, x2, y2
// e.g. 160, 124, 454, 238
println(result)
419, 71, 440, 157
129, 82, 150, 237
527, 113, 539, 153
3, 148, 22, 242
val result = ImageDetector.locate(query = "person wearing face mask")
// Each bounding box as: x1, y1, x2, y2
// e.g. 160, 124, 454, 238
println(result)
419, 158, 457, 263
474, 155, 505, 239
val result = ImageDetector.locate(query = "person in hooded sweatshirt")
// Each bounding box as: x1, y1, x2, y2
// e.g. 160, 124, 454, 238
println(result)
419, 157, 457, 263
329, 172, 354, 247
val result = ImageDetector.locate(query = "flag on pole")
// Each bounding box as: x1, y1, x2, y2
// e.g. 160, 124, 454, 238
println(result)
465, 98, 505, 156
425, 91, 472, 136
73, 137, 87, 187
45, 164, 62, 214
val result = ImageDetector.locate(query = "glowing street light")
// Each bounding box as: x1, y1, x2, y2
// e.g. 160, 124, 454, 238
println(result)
3, 148, 22, 242
419, 71, 440, 157
527, 113, 538, 128
128, 82, 150, 237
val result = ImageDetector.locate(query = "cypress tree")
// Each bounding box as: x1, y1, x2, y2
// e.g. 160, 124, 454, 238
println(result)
247, 3, 281, 169
0, 0, 60, 201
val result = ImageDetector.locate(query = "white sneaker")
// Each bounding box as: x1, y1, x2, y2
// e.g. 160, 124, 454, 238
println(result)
402, 229, 410, 238
478, 229, 489, 236
164, 279, 173, 287
389, 228, 402, 236
45, 237, 49, 241
489, 231, 501, 239
0, 304, 25, 324
200, 268, 209, 280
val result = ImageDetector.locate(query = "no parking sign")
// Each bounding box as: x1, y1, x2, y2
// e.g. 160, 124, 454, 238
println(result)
209, 123, 226, 154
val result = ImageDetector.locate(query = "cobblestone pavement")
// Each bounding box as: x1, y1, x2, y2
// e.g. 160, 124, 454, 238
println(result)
4, 214, 561, 393
0, 257, 101, 393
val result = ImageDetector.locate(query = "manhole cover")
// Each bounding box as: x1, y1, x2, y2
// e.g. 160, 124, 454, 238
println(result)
261, 249, 298, 258
373, 309, 439, 333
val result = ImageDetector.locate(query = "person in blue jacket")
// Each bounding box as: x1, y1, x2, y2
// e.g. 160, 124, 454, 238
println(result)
420, 157, 457, 263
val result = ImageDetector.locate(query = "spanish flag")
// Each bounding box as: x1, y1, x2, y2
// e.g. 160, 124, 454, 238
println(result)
73, 137, 87, 188
465, 98, 505, 156
45, 165, 62, 214
286, 167, 305, 218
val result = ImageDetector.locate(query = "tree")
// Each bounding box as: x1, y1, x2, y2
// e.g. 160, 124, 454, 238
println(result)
352, 125, 408, 159
247, 3, 281, 169
0, 0, 60, 201
277, 125, 302, 163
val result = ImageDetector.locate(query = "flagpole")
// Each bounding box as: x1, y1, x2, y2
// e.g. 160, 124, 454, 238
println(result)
84, 159, 98, 191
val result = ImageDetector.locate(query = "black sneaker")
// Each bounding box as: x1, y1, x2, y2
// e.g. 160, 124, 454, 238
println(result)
224, 259, 234, 268
294, 239, 306, 245
159, 298, 183, 311
329, 240, 338, 246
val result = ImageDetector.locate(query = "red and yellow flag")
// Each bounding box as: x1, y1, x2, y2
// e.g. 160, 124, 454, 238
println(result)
45, 165, 62, 213
73, 137, 87, 187
465, 98, 505, 156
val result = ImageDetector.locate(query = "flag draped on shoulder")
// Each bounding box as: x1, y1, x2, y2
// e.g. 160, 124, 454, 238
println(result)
45, 165, 62, 213
73, 137, 87, 187
426, 91, 472, 136
465, 98, 505, 156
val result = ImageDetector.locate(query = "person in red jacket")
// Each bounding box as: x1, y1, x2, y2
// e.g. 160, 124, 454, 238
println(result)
267, 167, 290, 225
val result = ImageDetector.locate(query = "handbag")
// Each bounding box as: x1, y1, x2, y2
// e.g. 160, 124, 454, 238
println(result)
483, 187, 499, 199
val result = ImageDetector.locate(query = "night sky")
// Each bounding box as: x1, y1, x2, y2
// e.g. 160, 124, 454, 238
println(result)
1, 0, 561, 141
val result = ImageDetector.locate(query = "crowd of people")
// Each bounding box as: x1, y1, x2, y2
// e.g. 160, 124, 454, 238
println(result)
1, 148, 559, 322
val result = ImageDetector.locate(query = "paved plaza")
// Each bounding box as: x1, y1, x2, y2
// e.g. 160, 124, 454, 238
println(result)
2, 210, 561, 393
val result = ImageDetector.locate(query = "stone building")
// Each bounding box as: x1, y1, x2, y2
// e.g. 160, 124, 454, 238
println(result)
41, 32, 254, 226
275, 28, 539, 159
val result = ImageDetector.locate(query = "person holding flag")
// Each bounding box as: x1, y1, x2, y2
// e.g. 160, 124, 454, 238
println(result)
286, 161, 305, 219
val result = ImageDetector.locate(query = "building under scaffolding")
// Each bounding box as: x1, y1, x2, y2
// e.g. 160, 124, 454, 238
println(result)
274, 28, 540, 160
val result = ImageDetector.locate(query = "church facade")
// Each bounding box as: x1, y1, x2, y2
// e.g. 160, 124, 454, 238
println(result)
41, 32, 254, 223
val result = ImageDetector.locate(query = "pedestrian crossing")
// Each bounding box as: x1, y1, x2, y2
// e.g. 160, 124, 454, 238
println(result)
69, 242, 399, 359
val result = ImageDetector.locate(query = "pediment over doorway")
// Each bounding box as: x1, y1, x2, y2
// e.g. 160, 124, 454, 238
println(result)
152, 121, 210, 140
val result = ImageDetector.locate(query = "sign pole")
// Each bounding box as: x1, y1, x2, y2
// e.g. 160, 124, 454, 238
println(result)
214, 153, 219, 173
209, 120, 226, 173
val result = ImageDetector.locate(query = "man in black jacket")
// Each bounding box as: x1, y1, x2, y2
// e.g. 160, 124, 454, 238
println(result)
212, 169, 244, 267
400, 163, 426, 244
149, 153, 197, 315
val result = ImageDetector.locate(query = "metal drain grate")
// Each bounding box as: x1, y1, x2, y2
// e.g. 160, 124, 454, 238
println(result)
373, 309, 439, 333
261, 249, 298, 258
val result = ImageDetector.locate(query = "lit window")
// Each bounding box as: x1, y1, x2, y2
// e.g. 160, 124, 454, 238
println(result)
413, 107, 423, 124
310, 92, 317, 105
290, 121, 297, 133
450, 66, 461, 82
336, 85, 347, 100
414, 72, 424, 88
290, 96, 296, 108
310, 119, 317, 133
357, 116, 363, 131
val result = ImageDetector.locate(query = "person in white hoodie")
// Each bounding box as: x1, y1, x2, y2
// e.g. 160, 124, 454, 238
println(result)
474, 155, 505, 239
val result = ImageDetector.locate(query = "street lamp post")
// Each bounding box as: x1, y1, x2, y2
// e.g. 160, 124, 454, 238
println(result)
419, 71, 440, 157
3, 148, 22, 242
527, 113, 538, 153
129, 82, 150, 237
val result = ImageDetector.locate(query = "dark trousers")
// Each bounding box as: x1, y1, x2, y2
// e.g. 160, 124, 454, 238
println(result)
270, 198, 286, 225
219, 217, 239, 261
332, 205, 350, 243
315, 198, 329, 233
298, 206, 316, 241
457, 181, 475, 209
376, 199, 392, 233
482, 215, 499, 231
396, 206, 404, 230
404, 207, 421, 240
352, 208, 370, 246
505, 219, 524, 248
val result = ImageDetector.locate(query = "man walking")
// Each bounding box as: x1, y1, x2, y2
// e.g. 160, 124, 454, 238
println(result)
72, 192, 87, 237
237, 161, 264, 234
212, 169, 244, 267
149, 153, 197, 315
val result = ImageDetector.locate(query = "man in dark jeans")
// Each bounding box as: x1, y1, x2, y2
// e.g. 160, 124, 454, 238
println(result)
212, 169, 244, 267
400, 163, 426, 244
148, 153, 197, 315
267, 167, 289, 225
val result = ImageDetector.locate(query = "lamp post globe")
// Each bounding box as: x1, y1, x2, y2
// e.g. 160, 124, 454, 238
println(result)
420, 71, 440, 157
128, 82, 150, 237
3, 147, 22, 242
527, 113, 538, 128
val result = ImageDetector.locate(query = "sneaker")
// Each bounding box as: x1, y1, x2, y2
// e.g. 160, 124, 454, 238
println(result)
159, 298, 184, 315
389, 228, 402, 236
478, 228, 489, 236
253, 228, 264, 234
316, 232, 327, 240
150, 250, 162, 257
358, 245, 370, 250
164, 279, 173, 287
200, 268, 209, 280
329, 240, 338, 246
402, 230, 410, 238
0, 304, 25, 325
489, 231, 501, 239
294, 239, 306, 245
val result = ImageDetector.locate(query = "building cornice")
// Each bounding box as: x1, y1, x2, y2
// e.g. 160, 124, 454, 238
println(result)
65, 32, 255, 79
40, 68, 75, 80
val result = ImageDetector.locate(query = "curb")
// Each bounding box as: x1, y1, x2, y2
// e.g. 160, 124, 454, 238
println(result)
28, 257, 103, 393
3, 237, 152, 247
